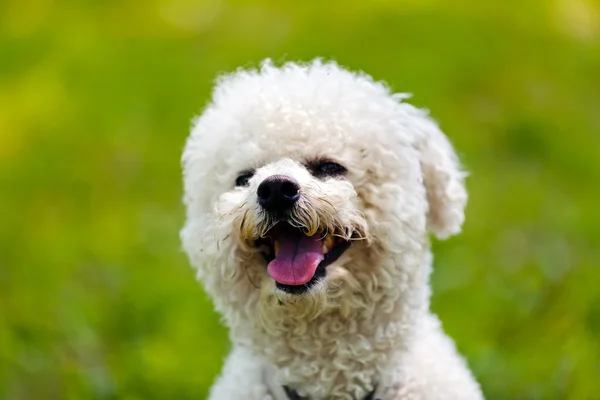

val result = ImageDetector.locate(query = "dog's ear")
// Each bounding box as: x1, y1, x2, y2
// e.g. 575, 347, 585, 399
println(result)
416, 117, 467, 239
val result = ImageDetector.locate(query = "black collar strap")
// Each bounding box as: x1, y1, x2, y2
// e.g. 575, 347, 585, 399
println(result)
283, 385, 377, 400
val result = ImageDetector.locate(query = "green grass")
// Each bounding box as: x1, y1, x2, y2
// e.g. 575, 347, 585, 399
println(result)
1, 0, 599, 399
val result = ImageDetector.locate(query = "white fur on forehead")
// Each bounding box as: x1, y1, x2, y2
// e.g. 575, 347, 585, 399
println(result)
205, 59, 414, 148
213, 59, 392, 109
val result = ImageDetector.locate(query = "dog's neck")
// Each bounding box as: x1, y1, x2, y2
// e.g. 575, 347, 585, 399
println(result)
226, 250, 432, 399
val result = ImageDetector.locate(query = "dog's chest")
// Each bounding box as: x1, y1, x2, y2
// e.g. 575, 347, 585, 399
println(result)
256, 316, 404, 399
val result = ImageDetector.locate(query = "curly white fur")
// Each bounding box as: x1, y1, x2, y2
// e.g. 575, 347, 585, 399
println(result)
180, 59, 483, 400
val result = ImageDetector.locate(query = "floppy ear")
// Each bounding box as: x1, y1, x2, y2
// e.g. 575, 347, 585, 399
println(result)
417, 117, 468, 239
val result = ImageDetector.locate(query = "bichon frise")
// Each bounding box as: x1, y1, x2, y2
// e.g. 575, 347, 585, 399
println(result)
180, 59, 484, 400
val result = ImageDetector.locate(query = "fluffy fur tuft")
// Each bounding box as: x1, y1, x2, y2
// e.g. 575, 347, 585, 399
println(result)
181, 59, 483, 399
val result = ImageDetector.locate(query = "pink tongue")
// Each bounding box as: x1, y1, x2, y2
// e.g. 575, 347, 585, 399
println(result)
267, 228, 324, 286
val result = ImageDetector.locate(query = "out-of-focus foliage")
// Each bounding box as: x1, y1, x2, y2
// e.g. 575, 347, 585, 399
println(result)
1, 0, 599, 399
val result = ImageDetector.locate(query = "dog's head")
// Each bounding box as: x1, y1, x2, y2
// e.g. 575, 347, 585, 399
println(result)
181, 60, 467, 318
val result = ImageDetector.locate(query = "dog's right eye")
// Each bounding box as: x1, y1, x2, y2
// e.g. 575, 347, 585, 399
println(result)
235, 171, 255, 187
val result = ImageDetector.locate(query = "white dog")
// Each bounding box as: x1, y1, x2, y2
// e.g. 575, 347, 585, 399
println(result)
180, 59, 484, 400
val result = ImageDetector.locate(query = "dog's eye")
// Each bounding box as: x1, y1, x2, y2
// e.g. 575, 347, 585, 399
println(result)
235, 171, 254, 187
309, 161, 347, 178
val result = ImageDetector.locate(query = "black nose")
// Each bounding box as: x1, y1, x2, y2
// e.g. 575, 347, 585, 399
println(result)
257, 175, 300, 212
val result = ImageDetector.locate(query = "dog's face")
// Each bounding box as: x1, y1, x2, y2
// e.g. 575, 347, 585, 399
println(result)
229, 156, 369, 295
181, 60, 467, 315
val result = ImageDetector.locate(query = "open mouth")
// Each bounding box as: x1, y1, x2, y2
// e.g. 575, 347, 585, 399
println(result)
256, 223, 352, 294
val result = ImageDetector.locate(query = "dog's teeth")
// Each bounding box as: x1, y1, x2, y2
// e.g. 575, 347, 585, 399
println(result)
326, 234, 335, 248
322, 234, 334, 254
273, 240, 279, 255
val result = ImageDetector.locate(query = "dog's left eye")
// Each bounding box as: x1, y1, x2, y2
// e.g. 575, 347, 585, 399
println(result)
235, 170, 255, 187
309, 161, 347, 178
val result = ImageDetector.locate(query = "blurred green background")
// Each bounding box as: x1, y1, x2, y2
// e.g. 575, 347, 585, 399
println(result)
1, 0, 599, 399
